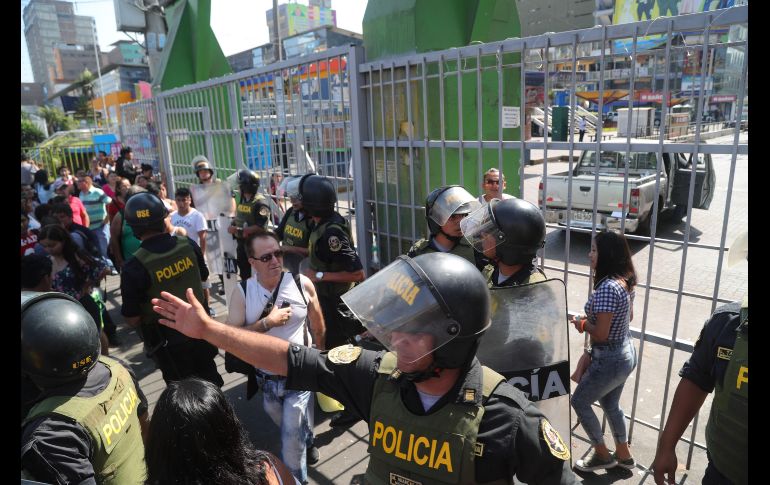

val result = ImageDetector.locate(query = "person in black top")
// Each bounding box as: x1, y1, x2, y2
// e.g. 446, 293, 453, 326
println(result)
120, 192, 222, 387
116, 146, 138, 184
151, 252, 580, 484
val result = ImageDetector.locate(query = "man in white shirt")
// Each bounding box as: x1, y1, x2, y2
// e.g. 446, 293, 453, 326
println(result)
171, 187, 211, 312
478, 168, 515, 204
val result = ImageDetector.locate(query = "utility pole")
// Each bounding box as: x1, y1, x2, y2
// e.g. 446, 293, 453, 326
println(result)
91, 19, 111, 131
273, 0, 282, 62
144, 0, 169, 87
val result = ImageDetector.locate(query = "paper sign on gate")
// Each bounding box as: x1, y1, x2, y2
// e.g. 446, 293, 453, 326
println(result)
502, 106, 521, 128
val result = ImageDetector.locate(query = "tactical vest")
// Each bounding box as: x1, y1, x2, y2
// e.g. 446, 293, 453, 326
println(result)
233, 194, 267, 234
706, 296, 748, 485
133, 236, 205, 344
484, 265, 547, 288
23, 356, 147, 485
408, 237, 478, 268
309, 218, 355, 298
282, 208, 311, 248
366, 353, 510, 485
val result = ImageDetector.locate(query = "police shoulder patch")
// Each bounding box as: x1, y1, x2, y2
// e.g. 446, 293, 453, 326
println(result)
327, 344, 362, 364
328, 235, 342, 252
540, 419, 570, 461
259, 206, 270, 217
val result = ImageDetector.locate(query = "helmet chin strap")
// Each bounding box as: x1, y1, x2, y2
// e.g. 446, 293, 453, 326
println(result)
400, 362, 444, 383
438, 228, 462, 243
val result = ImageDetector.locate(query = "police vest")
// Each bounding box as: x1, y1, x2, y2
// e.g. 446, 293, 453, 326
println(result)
133, 236, 205, 344
408, 237, 478, 268
366, 353, 511, 485
484, 265, 547, 288
309, 218, 355, 298
23, 356, 147, 485
282, 208, 311, 248
706, 296, 748, 485
233, 194, 268, 235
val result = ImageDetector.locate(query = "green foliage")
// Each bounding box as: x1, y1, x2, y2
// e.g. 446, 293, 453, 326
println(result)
38, 106, 75, 136
21, 116, 46, 147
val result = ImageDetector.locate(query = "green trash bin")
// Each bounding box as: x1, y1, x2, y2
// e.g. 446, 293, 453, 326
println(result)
551, 106, 569, 141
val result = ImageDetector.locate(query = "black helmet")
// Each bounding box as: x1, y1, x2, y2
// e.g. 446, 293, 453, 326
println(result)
237, 169, 260, 194
124, 192, 169, 228
298, 173, 336, 218
342, 252, 490, 372
21, 291, 100, 389
461, 198, 545, 265
192, 155, 214, 177
425, 185, 479, 236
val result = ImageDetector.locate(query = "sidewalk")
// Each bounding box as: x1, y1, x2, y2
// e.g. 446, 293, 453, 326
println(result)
102, 273, 706, 484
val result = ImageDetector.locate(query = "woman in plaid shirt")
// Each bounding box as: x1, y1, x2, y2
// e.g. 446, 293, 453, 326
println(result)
569, 231, 638, 472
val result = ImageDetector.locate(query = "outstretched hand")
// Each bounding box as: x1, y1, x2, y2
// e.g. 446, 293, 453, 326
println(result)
152, 288, 211, 340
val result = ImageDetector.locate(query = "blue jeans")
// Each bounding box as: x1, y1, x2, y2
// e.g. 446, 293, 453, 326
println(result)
571, 339, 637, 446
261, 376, 314, 483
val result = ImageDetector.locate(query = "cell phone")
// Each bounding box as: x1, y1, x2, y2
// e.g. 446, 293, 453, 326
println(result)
280, 301, 291, 309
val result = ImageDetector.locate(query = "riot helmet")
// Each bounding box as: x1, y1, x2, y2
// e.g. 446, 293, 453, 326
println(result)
124, 192, 169, 228
461, 198, 545, 265
192, 155, 214, 178
342, 252, 490, 377
237, 169, 260, 195
425, 186, 480, 239
298, 173, 336, 218
21, 291, 101, 389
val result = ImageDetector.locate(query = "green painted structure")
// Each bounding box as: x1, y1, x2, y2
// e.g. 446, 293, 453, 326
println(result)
362, 0, 523, 261
155, 0, 242, 183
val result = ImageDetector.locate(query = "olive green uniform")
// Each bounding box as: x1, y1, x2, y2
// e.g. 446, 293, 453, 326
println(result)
22, 357, 148, 484
407, 237, 484, 270
285, 345, 579, 484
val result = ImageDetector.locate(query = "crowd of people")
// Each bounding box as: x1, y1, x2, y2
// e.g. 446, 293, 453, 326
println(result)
21, 150, 747, 485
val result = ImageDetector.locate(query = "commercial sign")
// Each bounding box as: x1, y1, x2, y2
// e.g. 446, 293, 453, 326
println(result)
710, 95, 736, 103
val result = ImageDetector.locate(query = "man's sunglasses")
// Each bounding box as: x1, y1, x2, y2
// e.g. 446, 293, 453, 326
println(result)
485, 179, 500, 185
252, 249, 284, 263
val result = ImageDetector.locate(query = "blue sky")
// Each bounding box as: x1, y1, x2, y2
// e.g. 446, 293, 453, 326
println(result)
21, 0, 368, 83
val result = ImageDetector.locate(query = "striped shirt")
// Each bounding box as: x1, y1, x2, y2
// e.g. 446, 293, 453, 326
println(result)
585, 278, 635, 343
80, 186, 112, 230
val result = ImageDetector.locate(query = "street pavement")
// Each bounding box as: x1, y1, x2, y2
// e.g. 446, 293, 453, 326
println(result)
103, 132, 746, 484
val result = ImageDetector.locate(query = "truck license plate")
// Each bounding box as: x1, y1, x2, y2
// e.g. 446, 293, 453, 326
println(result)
573, 211, 594, 222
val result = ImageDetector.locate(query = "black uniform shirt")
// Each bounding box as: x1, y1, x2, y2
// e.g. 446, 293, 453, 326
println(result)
680, 301, 742, 393
120, 233, 209, 319
286, 346, 579, 484
21, 360, 149, 485
314, 213, 362, 272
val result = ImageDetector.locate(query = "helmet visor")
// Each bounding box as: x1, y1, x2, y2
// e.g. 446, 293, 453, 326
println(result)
341, 258, 461, 363
280, 176, 302, 199
429, 187, 480, 226
460, 203, 506, 254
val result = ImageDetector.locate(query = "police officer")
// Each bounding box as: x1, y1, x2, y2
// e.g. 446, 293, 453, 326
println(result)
652, 231, 748, 485
120, 192, 223, 387
228, 169, 271, 280
461, 197, 547, 287
21, 292, 148, 484
407, 185, 486, 269
152, 252, 579, 484
275, 175, 313, 275
190, 155, 235, 297
298, 173, 364, 349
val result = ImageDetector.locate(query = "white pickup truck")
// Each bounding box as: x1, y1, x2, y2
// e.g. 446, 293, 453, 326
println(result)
538, 140, 715, 234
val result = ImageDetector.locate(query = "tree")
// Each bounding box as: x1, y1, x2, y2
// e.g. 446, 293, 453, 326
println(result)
76, 69, 98, 127
38, 105, 75, 136
22, 115, 46, 147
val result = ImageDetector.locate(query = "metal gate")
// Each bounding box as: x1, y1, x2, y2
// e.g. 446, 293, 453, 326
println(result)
121, 45, 361, 227
354, 6, 748, 475
120, 5, 748, 476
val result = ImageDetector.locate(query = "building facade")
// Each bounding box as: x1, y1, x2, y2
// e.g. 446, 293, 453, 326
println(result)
23, 0, 99, 94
